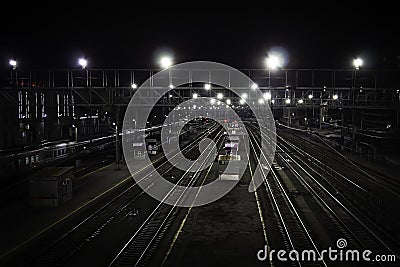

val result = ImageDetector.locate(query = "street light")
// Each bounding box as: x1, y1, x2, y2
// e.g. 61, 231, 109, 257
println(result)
131, 83, 137, 89
263, 92, 272, 100
169, 84, 174, 89
217, 93, 223, 99
308, 94, 313, 99
160, 56, 173, 69
266, 55, 282, 70
353, 58, 363, 70
204, 83, 211, 90
9, 59, 17, 70
192, 93, 198, 99
78, 58, 88, 69
266, 54, 283, 88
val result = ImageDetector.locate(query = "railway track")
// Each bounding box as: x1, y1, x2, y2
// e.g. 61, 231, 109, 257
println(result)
109, 129, 226, 266
253, 123, 400, 264
276, 129, 400, 243
275, 135, 400, 259
25, 123, 221, 266
278, 126, 400, 199
247, 129, 325, 267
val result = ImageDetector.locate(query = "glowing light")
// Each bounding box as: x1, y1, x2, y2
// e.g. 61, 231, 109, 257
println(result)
285, 98, 291, 104
204, 83, 211, 90
226, 99, 231, 105
251, 83, 258, 90
258, 98, 265, 104
9, 59, 17, 69
308, 94, 313, 99
131, 83, 137, 89
192, 93, 198, 99
353, 58, 363, 69
217, 93, 223, 99
239, 99, 245, 105
266, 55, 282, 69
241, 93, 248, 99
210, 98, 216, 104
298, 99, 304, 104
169, 84, 174, 89
78, 58, 87, 69
160, 56, 173, 69
333, 94, 339, 100
263, 92, 272, 100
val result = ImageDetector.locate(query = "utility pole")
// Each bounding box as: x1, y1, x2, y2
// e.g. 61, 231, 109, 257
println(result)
351, 69, 357, 153
115, 107, 120, 170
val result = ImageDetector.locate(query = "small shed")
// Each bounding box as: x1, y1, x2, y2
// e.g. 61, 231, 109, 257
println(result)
29, 166, 73, 207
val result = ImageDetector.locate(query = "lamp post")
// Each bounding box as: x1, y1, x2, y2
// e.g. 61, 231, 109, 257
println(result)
9, 59, 17, 86
351, 58, 363, 153
72, 125, 78, 142
266, 55, 282, 88
78, 58, 88, 86
113, 122, 120, 169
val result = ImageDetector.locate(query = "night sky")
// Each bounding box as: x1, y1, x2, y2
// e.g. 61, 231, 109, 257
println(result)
1, 1, 399, 70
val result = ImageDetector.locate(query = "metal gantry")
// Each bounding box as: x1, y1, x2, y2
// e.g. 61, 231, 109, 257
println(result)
0, 68, 399, 148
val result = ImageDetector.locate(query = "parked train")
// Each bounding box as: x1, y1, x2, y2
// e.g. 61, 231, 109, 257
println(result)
0, 135, 116, 182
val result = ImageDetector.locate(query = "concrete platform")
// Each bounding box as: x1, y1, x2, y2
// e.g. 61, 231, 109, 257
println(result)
163, 167, 266, 266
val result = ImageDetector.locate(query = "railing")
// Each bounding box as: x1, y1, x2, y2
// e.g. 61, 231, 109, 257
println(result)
4, 68, 399, 90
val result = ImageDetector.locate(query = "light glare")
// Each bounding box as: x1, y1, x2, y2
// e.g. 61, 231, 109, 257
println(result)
263, 92, 271, 100
266, 55, 282, 69
353, 58, 363, 69
160, 56, 173, 69
9, 59, 17, 68
78, 58, 87, 69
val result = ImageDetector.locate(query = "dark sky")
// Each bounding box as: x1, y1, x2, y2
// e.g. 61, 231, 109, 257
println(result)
1, 1, 399, 70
